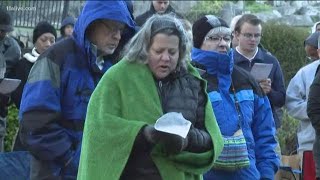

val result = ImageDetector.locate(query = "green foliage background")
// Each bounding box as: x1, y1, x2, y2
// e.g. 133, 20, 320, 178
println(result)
244, 1, 273, 13
5, 105, 19, 151
278, 111, 300, 155
186, 1, 225, 23
261, 23, 310, 87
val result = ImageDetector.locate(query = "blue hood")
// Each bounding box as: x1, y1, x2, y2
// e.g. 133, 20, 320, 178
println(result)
61, 16, 75, 28
191, 48, 234, 76
73, 1, 136, 53
191, 48, 234, 90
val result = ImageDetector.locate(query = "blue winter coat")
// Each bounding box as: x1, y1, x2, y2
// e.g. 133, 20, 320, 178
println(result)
191, 48, 279, 180
19, 1, 135, 179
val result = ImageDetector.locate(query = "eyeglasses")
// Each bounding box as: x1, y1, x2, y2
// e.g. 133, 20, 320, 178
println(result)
100, 20, 125, 35
205, 35, 231, 43
240, 33, 262, 39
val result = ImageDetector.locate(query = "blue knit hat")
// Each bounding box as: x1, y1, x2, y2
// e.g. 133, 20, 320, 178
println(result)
61, 16, 75, 28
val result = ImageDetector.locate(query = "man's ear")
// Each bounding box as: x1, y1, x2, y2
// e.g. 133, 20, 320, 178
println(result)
234, 31, 240, 41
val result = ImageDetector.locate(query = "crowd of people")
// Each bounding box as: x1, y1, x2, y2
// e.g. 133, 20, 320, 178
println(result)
0, 0, 319, 179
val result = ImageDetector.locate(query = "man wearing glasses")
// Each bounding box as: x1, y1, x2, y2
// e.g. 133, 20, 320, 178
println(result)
19, 1, 135, 179
233, 14, 286, 131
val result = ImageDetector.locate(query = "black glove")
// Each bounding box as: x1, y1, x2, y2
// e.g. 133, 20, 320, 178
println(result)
143, 125, 160, 144
157, 131, 188, 155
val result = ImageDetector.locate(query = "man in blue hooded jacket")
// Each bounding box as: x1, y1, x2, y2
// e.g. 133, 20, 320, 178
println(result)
19, 1, 135, 179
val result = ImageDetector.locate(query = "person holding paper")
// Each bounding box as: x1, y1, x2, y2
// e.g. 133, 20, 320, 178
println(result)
232, 14, 286, 129
190, 15, 279, 180
78, 14, 223, 180
0, 8, 21, 152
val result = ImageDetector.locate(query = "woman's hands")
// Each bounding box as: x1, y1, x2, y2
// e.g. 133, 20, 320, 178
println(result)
143, 125, 188, 154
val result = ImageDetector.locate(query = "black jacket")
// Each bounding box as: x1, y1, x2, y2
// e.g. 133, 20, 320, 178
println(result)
11, 57, 34, 109
308, 65, 320, 133
121, 69, 211, 180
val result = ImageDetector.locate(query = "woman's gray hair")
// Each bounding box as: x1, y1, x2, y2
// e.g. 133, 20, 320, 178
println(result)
123, 14, 191, 70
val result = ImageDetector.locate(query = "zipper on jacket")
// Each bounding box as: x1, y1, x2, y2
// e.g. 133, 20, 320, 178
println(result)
159, 81, 163, 90
157, 80, 164, 111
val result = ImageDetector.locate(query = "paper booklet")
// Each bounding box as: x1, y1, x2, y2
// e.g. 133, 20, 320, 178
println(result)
250, 63, 273, 81
0, 78, 21, 95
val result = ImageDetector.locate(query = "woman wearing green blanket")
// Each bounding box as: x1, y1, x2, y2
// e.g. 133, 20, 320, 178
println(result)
78, 14, 223, 180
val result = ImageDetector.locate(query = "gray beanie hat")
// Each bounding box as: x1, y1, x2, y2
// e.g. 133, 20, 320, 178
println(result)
304, 31, 320, 49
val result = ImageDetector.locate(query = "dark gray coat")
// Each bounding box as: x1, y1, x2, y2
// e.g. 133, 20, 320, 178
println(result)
307, 65, 320, 178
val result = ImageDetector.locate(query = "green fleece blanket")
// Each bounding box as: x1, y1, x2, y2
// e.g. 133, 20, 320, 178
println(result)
77, 60, 223, 180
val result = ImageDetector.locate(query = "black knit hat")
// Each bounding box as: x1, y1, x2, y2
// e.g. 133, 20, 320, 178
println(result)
192, 15, 229, 48
33, 21, 57, 44
0, 8, 13, 32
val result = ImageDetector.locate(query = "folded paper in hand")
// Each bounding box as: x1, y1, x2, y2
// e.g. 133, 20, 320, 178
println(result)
0, 67, 21, 95
154, 112, 191, 138
250, 63, 273, 81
